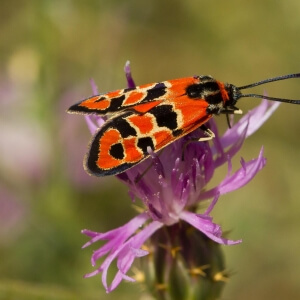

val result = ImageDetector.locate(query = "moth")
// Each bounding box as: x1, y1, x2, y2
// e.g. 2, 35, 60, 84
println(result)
68, 73, 300, 176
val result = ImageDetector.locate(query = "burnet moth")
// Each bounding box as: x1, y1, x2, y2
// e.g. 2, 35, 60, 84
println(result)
68, 73, 300, 176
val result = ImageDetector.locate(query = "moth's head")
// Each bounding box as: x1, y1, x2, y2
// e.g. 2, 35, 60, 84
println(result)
225, 83, 243, 107
225, 73, 300, 107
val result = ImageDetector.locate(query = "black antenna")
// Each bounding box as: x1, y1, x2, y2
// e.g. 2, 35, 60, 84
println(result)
237, 73, 300, 104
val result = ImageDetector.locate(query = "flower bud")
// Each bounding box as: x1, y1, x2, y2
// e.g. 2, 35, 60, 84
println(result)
140, 221, 227, 300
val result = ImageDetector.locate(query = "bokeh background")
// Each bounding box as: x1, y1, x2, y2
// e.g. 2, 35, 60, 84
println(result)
1, 1, 300, 299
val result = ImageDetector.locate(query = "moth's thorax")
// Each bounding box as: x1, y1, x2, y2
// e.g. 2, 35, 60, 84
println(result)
186, 76, 241, 115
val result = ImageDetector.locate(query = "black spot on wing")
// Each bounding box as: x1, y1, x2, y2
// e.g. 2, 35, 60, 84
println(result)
143, 82, 167, 101
150, 105, 178, 130
85, 111, 138, 177
172, 129, 183, 137
68, 102, 91, 113
109, 143, 124, 160
94, 111, 136, 140
137, 137, 154, 155
112, 117, 136, 138
87, 136, 136, 176
68, 96, 108, 114
94, 96, 107, 102
86, 130, 134, 177
108, 94, 126, 112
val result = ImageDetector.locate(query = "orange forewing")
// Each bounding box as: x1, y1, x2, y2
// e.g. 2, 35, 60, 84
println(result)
72, 76, 219, 176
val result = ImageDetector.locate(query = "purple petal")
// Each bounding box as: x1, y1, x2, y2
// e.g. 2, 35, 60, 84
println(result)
180, 210, 242, 245
200, 146, 266, 200
124, 61, 136, 89
89, 78, 99, 95
103, 221, 163, 292
84, 79, 106, 134
204, 193, 220, 215
213, 119, 248, 168
84, 115, 99, 134
82, 215, 162, 293
218, 100, 279, 149
82, 213, 149, 266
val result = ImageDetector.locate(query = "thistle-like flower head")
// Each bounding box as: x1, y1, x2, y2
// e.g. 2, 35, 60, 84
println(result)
81, 62, 279, 293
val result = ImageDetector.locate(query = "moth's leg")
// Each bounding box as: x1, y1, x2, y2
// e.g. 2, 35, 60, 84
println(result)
221, 106, 243, 128
198, 124, 215, 142
181, 125, 215, 160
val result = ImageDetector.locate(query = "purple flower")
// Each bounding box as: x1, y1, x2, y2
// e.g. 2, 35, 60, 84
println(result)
81, 62, 278, 293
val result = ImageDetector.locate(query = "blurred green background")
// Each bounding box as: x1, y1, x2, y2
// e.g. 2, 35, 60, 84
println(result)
1, 1, 300, 299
